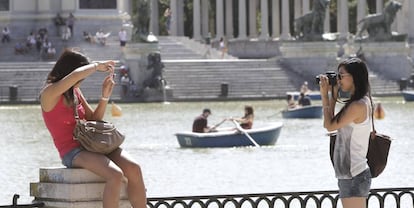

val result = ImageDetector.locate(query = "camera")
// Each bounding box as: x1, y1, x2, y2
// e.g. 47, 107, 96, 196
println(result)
315, 71, 337, 86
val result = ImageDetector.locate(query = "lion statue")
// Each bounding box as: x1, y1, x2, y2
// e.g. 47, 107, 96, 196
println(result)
294, 0, 330, 41
356, 0, 402, 41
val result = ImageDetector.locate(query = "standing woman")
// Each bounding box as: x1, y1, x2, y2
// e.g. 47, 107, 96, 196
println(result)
40, 49, 147, 208
319, 57, 372, 208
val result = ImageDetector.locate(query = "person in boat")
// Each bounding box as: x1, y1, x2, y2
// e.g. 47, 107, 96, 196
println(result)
286, 94, 297, 109
300, 81, 311, 94
319, 57, 372, 208
298, 92, 312, 106
230, 105, 254, 129
40, 49, 147, 208
193, 108, 217, 133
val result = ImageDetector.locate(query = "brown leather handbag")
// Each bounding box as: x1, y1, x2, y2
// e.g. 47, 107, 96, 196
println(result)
72, 93, 125, 154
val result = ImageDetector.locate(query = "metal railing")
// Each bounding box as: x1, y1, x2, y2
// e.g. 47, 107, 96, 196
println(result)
147, 187, 414, 208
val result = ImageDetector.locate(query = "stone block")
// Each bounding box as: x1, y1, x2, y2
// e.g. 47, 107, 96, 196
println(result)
30, 167, 130, 208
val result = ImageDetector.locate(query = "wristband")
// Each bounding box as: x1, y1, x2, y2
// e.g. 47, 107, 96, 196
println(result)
101, 97, 109, 101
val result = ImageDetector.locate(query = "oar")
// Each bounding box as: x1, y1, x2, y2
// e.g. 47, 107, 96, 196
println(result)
210, 119, 227, 131
231, 120, 260, 147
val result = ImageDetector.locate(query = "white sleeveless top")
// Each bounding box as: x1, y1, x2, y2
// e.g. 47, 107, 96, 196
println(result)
333, 96, 371, 179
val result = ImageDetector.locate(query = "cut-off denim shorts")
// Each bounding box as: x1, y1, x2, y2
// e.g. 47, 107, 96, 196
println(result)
338, 168, 372, 198
62, 147, 83, 168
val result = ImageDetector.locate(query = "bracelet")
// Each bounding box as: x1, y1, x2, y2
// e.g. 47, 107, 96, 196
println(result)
101, 97, 109, 101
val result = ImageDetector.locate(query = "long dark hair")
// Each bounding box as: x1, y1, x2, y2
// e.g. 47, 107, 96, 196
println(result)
334, 57, 371, 122
45, 49, 90, 102
244, 105, 254, 117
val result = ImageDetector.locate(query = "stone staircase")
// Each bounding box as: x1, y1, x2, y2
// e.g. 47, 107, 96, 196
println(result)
162, 59, 296, 100
157, 36, 236, 60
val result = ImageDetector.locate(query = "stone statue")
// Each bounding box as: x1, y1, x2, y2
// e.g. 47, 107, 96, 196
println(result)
294, 0, 330, 41
131, 0, 150, 42
356, 0, 402, 41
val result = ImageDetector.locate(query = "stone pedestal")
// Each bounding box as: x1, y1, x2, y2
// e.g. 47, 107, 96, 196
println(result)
280, 41, 339, 57
122, 42, 172, 102
355, 42, 411, 80
279, 41, 339, 89
30, 167, 131, 208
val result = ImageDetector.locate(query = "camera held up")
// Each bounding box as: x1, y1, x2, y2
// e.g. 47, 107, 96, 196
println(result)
315, 71, 337, 86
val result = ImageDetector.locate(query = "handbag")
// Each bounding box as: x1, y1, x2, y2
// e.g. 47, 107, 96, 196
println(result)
72, 92, 125, 154
329, 96, 391, 178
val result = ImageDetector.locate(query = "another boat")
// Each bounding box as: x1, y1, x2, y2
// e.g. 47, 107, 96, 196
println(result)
282, 105, 323, 119
175, 122, 283, 148
286, 91, 321, 100
402, 91, 414, 102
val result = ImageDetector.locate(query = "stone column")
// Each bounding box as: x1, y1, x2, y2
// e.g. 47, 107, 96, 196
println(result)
238, 0, 247, 39
280, 0, 291, 40
294, 0, 301, 20
193, 0, 202, 40
201, 0, 209, 38
376, 0, 383, 13
337, 0, 348, 39
271, 0, 280, 39
177, 0, 184, 36
248, 0, 257, 38
260, 0, 269, 40
357, 0, 366, 34
303, 0, 310, 14
225, 0, 234, 38
409, 0, 414, 43
324, 3, 330, 33
216, 0, 225, 39
149, 0, 159, 35
170, 0, 178, 36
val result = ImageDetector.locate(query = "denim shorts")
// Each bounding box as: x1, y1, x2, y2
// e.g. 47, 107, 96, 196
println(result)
338, 168, 372, 198
62, 147, 83, 168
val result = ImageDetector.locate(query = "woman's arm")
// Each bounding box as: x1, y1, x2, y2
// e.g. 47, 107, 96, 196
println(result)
80, 73, 115, 121
40, 61, 115, 112
323, 101, 366, 132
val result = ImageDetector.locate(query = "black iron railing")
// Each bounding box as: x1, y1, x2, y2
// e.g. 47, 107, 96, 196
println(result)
147, 187, 414, 208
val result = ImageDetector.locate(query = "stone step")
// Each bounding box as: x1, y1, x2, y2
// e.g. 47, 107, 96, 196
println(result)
30, 168, 131, 208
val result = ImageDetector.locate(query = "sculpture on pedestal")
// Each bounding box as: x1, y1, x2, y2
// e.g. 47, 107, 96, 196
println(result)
356, 0, 403, 41
131, 0, 150, 42
294, 0, 330, 41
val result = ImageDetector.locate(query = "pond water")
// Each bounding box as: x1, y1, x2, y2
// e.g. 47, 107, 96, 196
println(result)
0, 97, 412, 205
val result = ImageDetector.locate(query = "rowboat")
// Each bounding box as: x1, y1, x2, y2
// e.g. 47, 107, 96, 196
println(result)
286, 91, 321, 100
281, 105, 323, 119
401, 90, 414, 102
175, 122, 283, 148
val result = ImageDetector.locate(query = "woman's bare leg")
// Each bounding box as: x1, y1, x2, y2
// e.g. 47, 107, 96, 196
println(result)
72, 151, 124, 208
341, 197, 367, 208
108, 148, 147, 208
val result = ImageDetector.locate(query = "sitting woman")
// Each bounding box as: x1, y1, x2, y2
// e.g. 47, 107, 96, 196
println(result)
231, 105, 254, 129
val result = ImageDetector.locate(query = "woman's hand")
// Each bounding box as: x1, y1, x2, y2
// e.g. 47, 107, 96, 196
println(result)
95, 60, 115, 73
102, 73, 115, 98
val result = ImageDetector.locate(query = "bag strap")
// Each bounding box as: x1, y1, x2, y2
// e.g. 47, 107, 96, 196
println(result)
73, 89, 80, 121
367, 94, 376, 133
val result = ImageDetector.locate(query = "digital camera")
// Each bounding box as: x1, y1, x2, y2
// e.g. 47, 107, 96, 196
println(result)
315, 71, 337, 86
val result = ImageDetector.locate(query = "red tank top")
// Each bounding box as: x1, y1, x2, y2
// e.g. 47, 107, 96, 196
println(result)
42, 92, 85, 158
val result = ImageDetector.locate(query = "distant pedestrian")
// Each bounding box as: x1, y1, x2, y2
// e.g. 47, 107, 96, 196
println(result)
118, 28, 127, 48
66, 13, 75, 37
2, 26, 11, 43
164, 8, 171, 35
